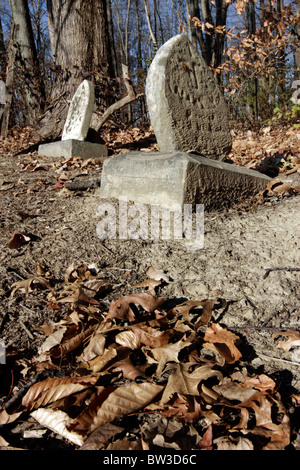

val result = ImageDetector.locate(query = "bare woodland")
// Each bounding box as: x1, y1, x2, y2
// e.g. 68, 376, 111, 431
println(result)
0, 0, 299, 137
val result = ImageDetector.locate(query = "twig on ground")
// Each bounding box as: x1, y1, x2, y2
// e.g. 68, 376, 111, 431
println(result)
263, 267, 300, 279
229, 325, 300, 331
19, 320, 34, 340
257, 352, 300, 367
0, 311, 9, 333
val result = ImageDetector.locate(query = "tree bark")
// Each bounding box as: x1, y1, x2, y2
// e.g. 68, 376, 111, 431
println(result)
143, 0, 158, 51
189, 0, 205, 53
0, 16, 6, 78
296, 6, 300, 82
38, 0, 116, 139
201, 0, 214, 66
214, 0, 228, 69
9, 0, 44, 126
1, 24, 16, 137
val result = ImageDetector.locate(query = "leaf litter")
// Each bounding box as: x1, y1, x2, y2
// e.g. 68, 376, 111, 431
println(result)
0, 124, 299, 450
0, 262, 299, 450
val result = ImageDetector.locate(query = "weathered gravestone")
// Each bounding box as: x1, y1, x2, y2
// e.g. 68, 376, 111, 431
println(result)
99, 35, 271, 212
145, 34, 232, 159
38, 80, 108, 159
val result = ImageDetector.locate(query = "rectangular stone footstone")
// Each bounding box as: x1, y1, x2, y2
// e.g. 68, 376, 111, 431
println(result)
99, 152, 271, 211
38, 139, 108, 160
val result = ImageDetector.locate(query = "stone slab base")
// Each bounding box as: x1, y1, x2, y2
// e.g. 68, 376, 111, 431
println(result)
38, 139, 108, 160
99, 152, 271, 211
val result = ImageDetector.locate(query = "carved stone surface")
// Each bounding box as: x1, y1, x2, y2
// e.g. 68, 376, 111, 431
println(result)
62, 80, 95, 141
146, 35, 232, 160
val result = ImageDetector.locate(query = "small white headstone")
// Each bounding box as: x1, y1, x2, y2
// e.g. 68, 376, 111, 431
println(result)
0, 80, 6, 105
62, 80, 95, 141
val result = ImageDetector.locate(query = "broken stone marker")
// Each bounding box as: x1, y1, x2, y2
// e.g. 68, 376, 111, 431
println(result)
145, 34, 232, 160
38, 80, 108, 160
99, 35, 271, 213
62, 80, 95, 141
99, 152, 271, 211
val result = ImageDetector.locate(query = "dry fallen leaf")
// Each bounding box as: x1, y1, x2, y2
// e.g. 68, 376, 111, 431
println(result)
105, 293, 165, 322
10, 276, 51, 298
68, 382, 163, 435
204, 323, 242, 363
8, 231, 31, 249
22, 375, 99, 411
273, 330, 300, 352
160, 363, 223, 404
115, 324, 171, 350
142, 337, 192, 376
31, 408, 84, 446
79, 423, 124, 450
146, 265, 170, 282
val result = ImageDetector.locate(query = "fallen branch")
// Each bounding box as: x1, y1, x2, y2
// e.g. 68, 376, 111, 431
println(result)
257, 352, 300, 367
263, 267, 300, 279
94, 64, 144, 132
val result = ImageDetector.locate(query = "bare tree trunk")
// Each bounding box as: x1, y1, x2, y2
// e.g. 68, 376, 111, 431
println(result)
201, 0, 214, 66
38, 0, 116, 139
276, 0, 285, 107
9, 0, 44, 126
143, 0, 158, 51
0, 16, 6, 77
189, 0, 205, 53
184, 0, 192, 42
106, 0, 118, 78
214, 0, 228, 69
1, 24, 16, 137
295, 2, 300, 81
246, 0, 258, 119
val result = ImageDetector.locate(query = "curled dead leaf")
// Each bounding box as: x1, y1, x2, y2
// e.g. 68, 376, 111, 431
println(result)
57, 287, 100, 305
115, 325, 171, 350
169, 298, 226, 327
10, 276, 51, 298
204, 323, 242, 363
105, 293, 165, 322
273, 330, 300, 352
146, 265, 170, 282
8, 231, 31, 249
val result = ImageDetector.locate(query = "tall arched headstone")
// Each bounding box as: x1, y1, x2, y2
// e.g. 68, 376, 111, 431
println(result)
146, 35, 232, 160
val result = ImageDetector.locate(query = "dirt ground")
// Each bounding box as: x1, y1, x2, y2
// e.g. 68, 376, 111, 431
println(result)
0, 126, 299, 450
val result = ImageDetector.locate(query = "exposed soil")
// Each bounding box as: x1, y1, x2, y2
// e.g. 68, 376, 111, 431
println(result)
0, 126, 299, 450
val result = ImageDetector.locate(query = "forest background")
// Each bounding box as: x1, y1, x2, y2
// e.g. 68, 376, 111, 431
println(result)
0, 0, 299, 141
